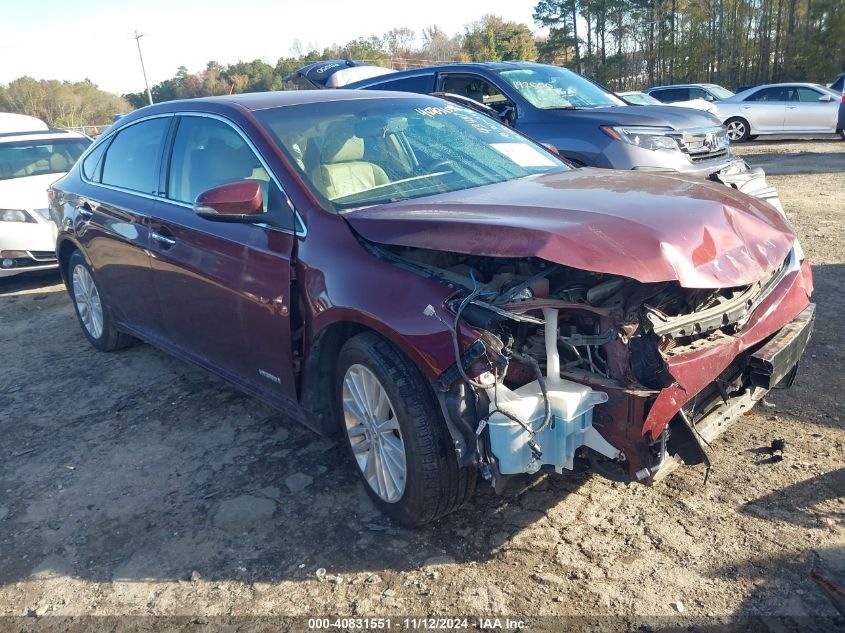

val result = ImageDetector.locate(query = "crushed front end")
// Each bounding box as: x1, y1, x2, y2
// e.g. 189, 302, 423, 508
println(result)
379, 242, 814, 487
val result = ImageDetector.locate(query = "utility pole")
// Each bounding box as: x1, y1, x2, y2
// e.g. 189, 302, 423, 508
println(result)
134, 30, 153, 105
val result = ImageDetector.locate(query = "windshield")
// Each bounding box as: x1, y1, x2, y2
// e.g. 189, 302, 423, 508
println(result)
0, 137, 89, 181
622, 92, 661, 106
254, 98, 568, 212
707, 85, 735, 100
498, 66, 625, 109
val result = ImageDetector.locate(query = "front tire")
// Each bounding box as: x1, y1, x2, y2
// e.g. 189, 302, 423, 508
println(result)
68, 251, 134, 352
725, 117, 751, 142
336, 332, 476, 526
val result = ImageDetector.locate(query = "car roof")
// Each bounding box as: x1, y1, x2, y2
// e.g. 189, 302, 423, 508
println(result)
647, 83, 723, 90
106, 90, 455, 133
0, 112, 49, 133
351, 61, 554, 80
0, 128, 88, 143
121, 89, 445, 117
744, 82, 828, 88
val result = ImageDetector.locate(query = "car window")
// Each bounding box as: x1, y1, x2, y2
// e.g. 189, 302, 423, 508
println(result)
442, 75, 512, 109
795, 87, 824, 102
81, 140, 109, 182
0, 137, 89, 181
101, 118, 170, 193
744, 87, 788, 102
832, 76, 844, 92
167, 116, 269, 205
367, 73, 435, 93
651, 88, 689, 102
166, 116, 292, 226
706, 85, 735, 99
254, 98, 567, 212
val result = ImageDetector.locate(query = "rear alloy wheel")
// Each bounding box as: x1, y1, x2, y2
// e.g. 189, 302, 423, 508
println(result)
336, 332, 476, 526
725, 118, 751, 142
68, 251, 135, 352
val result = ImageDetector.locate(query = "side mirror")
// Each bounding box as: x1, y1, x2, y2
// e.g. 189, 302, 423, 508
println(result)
703, 94, 716, 102
194, 180, 264, 223
818, 94, 833, 102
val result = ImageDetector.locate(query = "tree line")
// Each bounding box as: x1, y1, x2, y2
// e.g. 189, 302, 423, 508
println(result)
534, 0, 845, 90
1, 4, 843, 125
0, 78, 130, 128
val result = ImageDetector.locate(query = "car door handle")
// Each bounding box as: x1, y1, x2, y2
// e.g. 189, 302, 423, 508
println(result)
151, 232, 176, 247
787, 106, 797, 109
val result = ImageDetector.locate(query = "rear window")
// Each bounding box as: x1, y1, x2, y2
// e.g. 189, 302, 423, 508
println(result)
101, 118, 170, 193
0, 137, 90, 181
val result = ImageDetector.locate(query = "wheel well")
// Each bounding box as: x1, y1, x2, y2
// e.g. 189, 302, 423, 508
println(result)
57, 240, 78, 284
301, 321, 370, 435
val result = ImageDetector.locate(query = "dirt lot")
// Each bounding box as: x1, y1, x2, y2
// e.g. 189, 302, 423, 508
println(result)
1, 139, 843, 626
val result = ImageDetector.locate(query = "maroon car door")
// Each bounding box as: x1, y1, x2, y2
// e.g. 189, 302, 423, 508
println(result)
147, 114, 298, 399
75, 116, 173, 334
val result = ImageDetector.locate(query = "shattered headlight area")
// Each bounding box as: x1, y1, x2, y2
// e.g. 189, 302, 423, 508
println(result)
372, 241, 807, 489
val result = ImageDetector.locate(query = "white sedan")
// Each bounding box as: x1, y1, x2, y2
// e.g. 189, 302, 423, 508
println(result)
1, 127, 90, 277
618, 91, 719, 116
717, 83, 844, 142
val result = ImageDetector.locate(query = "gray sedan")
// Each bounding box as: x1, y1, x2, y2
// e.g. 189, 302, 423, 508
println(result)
717, 83, 844, 141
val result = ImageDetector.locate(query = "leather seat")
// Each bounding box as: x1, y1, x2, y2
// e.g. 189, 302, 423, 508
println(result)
317, 123, 389, 201
49, 154, 69, 172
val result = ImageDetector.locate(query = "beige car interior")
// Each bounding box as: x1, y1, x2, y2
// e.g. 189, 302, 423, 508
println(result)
314, 121, 390, 200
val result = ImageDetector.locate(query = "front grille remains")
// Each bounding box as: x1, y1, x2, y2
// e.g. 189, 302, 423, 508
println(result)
670, 126, 730, 163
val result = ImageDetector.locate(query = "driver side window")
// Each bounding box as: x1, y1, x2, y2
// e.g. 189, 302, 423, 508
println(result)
441, 75, 515, 122
167, 116, 270, 208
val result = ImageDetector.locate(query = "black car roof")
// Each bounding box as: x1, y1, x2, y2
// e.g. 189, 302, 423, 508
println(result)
350, 61, 547, 80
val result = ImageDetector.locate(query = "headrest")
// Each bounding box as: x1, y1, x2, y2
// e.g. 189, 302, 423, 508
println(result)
322, 121, 364, 163
49, 154, 68, 171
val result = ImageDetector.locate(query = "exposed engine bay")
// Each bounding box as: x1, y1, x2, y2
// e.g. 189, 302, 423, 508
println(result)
366, 239, 812, 487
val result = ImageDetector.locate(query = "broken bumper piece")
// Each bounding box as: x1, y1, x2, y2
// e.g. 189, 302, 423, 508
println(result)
712, 160, 784, 216
653, 303, 816, 482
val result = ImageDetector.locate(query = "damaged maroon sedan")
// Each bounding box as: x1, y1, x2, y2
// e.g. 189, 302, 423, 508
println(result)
50, 91, 814, 526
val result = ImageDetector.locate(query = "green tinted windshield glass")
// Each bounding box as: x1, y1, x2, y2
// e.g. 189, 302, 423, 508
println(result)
498, 66, 625, 109
254, 98, 568, 211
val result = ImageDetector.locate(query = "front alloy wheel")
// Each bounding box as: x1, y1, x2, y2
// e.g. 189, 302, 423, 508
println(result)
342, 364, 407, 502
335, 333, 476, 526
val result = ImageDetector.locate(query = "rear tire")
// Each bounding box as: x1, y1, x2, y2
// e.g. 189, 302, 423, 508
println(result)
336, 332, 476, 526
68, 251, 135, 352
837, 129, 844, 140
725, 117, 751, 142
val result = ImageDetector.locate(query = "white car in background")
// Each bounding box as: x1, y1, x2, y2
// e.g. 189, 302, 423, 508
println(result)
1, 119, 90, 277
618, 90, 719, 116
717, 83, 844, 142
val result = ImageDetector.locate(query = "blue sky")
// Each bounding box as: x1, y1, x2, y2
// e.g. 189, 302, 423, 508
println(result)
0, 0, 543, 95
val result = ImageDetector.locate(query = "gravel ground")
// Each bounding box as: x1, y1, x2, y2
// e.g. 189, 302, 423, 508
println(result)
0, 139, 843, 627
